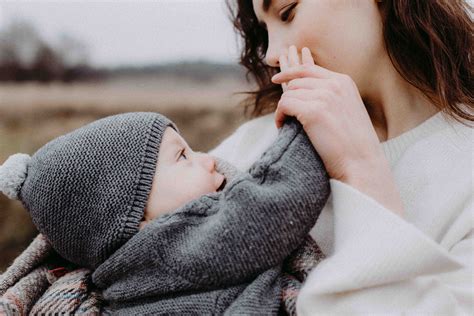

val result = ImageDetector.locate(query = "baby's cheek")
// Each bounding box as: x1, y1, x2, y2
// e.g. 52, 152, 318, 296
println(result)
183, 187, 209, 205
181, 174, 216, 204
199, 183, 215, 196
197, 178, 217, 196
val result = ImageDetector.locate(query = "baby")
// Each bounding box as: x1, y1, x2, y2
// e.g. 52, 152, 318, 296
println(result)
0, 112, 329, 315
139, 123, 227, 229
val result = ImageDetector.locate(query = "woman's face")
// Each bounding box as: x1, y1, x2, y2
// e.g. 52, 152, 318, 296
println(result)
252, 0, 386, 96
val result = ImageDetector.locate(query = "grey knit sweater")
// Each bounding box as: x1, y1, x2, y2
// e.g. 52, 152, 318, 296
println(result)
92, 119, 330, 315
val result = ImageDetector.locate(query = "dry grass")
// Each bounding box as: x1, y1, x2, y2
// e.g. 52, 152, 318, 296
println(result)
0, 77, 251, 271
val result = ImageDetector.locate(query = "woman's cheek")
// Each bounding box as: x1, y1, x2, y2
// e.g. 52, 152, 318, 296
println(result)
293, 25, 321, 64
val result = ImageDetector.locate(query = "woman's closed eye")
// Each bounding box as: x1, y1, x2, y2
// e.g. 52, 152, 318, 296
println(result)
280, 2, 297, 22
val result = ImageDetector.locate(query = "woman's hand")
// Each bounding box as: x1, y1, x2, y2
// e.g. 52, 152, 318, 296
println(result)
272, 46, 404, 216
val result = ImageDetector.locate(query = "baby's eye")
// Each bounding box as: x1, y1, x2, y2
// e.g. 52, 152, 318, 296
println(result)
178, 149, 187, 161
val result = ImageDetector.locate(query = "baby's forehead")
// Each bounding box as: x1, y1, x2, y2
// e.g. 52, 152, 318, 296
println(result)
160, 127, 187, 149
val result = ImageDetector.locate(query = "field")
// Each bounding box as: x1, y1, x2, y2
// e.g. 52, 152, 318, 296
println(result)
0, 76, 251, 271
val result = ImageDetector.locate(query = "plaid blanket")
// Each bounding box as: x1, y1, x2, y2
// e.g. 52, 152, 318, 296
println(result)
0, 235, 103, 315
281, 236, 325, 315
0, 234, 324, 316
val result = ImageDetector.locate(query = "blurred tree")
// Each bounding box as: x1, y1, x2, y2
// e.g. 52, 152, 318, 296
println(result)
55, 33, 94, 82
31, 43, 63, 82
0, 20, 41, 67
0, 19, 95, 82
56, 33, 89, 68
0, 19, 38, 81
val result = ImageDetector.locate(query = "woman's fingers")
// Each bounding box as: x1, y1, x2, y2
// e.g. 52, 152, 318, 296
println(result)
275, 99, 302, 128
276, 46, 316, 91
279, 54, 289, 92
287, 77, 328, 90
272, 63, 336, 84
282, 88, 332, 102
288, 45, 300, 66
279, 54, 289, 72
275, 46, 323, 92
275, 46, 324, 127
301, 47, 315, 65
275, 97, 320, 129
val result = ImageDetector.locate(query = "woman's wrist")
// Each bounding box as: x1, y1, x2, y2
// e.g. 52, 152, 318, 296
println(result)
342, 157, 405, 217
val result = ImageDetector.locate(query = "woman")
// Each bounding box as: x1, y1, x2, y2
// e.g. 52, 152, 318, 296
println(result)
211, 0, 473, 314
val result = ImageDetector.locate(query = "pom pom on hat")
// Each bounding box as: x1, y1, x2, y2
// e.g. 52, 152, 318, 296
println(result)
0, 153, 31, 200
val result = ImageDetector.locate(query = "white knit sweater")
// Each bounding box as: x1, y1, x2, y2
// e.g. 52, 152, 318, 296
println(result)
209, 110, 473, 315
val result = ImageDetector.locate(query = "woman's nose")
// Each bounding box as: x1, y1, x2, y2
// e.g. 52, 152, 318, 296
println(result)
264, 33, 285, 68
265, 46, 281, 68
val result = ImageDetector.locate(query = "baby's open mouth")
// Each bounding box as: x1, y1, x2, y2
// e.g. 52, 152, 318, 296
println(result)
217, 178, 227, 192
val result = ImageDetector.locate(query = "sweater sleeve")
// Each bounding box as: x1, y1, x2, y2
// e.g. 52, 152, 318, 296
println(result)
297, 179, 473, 315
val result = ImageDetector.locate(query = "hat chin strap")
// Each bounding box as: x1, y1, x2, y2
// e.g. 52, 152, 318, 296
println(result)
0, 153, 31, 200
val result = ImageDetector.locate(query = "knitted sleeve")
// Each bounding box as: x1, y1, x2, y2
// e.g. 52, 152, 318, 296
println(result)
93, 119, 330, 300
297, 181, 472, 315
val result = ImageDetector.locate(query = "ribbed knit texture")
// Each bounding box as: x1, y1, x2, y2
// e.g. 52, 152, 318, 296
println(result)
92, 118, 330, 315
19, 112, 176, 269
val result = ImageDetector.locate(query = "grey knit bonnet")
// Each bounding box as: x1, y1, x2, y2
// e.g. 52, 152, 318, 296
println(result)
0, 112, 176, 269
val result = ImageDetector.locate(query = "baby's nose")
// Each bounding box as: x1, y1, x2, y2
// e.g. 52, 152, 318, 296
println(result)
197, 153, 216, 172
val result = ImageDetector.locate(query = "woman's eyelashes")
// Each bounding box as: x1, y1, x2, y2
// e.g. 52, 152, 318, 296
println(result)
280, 2, 297, 22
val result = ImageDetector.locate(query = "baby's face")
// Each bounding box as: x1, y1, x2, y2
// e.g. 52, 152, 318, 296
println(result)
140, 127, 225, 228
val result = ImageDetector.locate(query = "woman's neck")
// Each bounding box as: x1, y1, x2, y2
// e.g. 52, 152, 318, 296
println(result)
362, 57, 440, 142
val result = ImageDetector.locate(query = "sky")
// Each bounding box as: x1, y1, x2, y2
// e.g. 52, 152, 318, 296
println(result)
0, 0, 241, 67
1, 1, 472, 68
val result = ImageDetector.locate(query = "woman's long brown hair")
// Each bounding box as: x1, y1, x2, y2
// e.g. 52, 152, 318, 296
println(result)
227, 0, 474, 123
